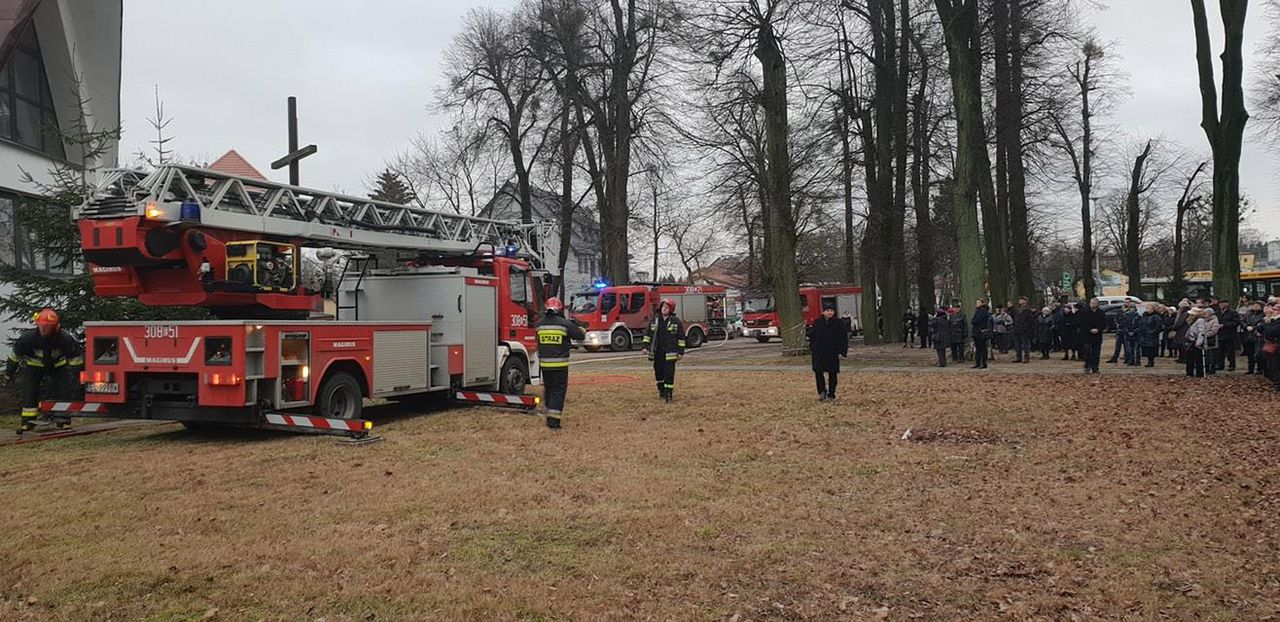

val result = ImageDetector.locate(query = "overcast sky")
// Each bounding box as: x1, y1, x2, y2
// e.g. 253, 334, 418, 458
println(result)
118, 0, 1280, 241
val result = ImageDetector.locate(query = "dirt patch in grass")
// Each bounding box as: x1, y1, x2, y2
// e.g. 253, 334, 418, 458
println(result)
901, 426, 1009, 445
1, 371, 1279, 621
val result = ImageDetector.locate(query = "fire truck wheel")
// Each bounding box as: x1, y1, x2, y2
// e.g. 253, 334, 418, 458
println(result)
316, 372, 363, 420
609, 329, 632, 351
499, 357, 528, 394
756, 336, 771, 344
686, 327, 705, 349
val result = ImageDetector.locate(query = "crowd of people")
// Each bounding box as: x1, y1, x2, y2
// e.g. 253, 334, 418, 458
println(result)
902, 294, 1280, 391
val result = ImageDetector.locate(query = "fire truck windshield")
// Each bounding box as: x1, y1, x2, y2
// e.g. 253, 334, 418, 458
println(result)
570, 293, 598, 314
743, 297, 775, 313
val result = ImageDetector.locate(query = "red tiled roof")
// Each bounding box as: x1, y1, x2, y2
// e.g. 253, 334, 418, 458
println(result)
209, 149, 267, 181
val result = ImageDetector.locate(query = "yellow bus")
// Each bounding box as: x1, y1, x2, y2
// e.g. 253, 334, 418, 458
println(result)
1183, 269, 1280, 300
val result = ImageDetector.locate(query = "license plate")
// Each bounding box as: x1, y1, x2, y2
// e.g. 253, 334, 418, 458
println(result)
85, 382, 119, 394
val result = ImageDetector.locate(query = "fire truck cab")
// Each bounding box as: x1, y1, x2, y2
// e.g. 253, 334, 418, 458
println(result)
569, 284, 728, 352
741, 285, 863, 342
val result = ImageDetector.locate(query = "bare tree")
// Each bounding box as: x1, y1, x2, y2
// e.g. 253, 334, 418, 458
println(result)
442, 8, 549, 223
1171, 159, 1210, 298
1049, 37, 1109, 297
392, 124, 507, 215
1190, 0, 1249, 302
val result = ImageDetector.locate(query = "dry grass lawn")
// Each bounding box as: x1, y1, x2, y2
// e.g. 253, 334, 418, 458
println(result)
1, 370, 1278, 621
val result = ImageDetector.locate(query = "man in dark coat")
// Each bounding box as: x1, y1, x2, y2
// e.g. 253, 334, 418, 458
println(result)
1138, 303, 1163, 367
1035, 307, 1056, 359
929, 309, 951, 367
1012, 296, 1036, 363
1216, 299, 1240, 372
1241, 301, 1264, 374
1057, 304, 1078, 360
971, 299, 993, 369
949, 304, 968, 362
902, 309, 917, 348
916, 310, 931, 348
807, 303, 849, 401
1077, 297, 1109, 373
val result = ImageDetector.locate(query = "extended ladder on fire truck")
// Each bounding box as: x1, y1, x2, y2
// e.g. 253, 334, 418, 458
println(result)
43, 165, 556, 438
81, 165, 551, 258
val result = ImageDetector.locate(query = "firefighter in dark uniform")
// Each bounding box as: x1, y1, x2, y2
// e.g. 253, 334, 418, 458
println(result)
643, 297, 685, 402
3, 308, 83, 434
536, 297, 585, 430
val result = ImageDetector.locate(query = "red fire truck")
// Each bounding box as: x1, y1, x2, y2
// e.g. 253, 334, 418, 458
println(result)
740, 285, 863, 342
568, 284, 729, 352
42, 165, 552, 437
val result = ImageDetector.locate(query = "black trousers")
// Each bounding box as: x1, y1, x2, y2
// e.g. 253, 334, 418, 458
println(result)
1083, 336, 1102, 371
951, 341, 965, 361
935, 347, 947, 367
814, 370, 838, 397
653, 357, 676, 392
974, 336, 989, 367
1186, 345, 1205, 377
1220, 338, 1237, 370
541, 367, 568, 413
1244, 341, 1259, 373
21, 367, 71, 410
1142, 345, 1156, 366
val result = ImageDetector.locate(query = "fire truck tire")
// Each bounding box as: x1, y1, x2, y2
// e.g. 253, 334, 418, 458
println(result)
316, 372, 363, 420
756, 336, 771, 343
583, 346, 602, 353
609, 329, 632, 351
499, 357, 528, 394
686, 327, 705, 349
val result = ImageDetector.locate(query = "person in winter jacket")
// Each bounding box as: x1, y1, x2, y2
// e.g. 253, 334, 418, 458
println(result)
1138, 303, 1164, 367
1034, 307, 1055, 359
948, 305, 968, 362
1185, 307, 1211, 377
1241, 301, 1265, 375
916, 310, 931, 348
536, 297, 587, 429
808, 302, 850, 401
1012, 297, 1037, 363
1261, 303, 1280, 390
3, 308, 83, 434
1215, 299, 1240, 372
1058, 303, 1079, 360
1077, 298, 1108, 373
643, 298, 685, 402
1201, 308, 1222, 376
992, 305, 1013, 356
971, 299, 994, 369
1173, 300, 1192, 363
929, 308, 951, 367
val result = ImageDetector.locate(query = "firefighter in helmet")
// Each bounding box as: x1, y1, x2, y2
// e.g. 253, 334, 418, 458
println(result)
536, 297, 585, 429
2, 308, 83, 434
643, 297, 685, 402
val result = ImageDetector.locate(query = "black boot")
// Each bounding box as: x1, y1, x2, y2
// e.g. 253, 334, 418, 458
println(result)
545, 413, 561, 429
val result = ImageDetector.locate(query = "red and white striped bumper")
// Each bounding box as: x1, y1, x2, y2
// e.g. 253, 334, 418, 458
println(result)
262, 413, 372, 436
39, 401, 110, 415
454, 391, 539, 410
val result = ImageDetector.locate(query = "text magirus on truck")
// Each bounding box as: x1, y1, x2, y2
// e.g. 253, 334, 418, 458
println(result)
43, 164, 556, 437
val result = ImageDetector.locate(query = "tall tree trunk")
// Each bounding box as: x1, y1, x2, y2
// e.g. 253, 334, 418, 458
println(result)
1124, 140, 1154, 296
911, 35, 936, 314
1171, 161, 1208, 300
884, 0, 910, 339
741, 188, 757, 290
859, 107, 882, 344
840, 105, 857, 285
1079, 53, 1097, 298
755, 19, 804, 353
1191, 0, 1249, 302
996, 0, 1033, 299
934, 0, 987, 311
557, 101, 579, 298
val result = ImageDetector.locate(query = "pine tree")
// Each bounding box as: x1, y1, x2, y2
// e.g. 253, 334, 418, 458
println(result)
369, 169, 414, 205
0, 82, 206, 334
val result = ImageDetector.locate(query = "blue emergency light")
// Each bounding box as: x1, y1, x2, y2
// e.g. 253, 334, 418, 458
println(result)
179, 200, 201, 222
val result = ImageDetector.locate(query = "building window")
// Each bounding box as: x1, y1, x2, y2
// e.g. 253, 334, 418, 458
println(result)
0, 20, 65, 159
0, 190, 69, 275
